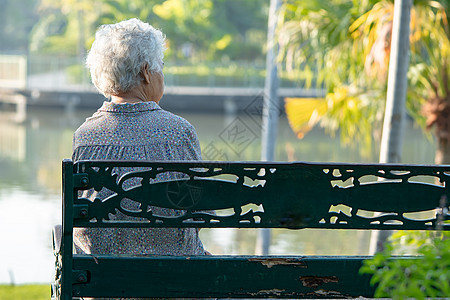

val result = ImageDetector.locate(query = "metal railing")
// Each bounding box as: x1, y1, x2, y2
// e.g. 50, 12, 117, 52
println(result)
0, 55, 27, 89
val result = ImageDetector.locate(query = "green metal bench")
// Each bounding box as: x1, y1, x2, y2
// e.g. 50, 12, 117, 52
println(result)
52, 159, 450, 299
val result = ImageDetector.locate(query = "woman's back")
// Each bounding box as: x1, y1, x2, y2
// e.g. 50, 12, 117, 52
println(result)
73, 101, 201, 161
72, 101, 206, 256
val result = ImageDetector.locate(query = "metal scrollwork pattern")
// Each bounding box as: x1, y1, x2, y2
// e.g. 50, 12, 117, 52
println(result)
71, 161, 450, 230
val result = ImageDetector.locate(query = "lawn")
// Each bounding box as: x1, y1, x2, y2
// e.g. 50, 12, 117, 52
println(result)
0, 284, 48, 300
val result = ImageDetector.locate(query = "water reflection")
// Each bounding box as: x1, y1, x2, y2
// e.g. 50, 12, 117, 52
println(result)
0, 106, 437, 283
0, 120, 26, 162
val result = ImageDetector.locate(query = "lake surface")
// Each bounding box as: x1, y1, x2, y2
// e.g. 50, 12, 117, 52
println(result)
0, 103, 437, 284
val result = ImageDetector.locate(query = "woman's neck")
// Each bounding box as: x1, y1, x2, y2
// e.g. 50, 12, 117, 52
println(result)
110, 95, 145, 104
111, 85, 156, 104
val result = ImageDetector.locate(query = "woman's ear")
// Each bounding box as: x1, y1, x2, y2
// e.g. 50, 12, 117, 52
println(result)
141, 63, 151, 84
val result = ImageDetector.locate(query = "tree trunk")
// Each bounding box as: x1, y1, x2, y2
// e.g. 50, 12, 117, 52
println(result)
435, 137, 450, 165
369, 0, 412, 255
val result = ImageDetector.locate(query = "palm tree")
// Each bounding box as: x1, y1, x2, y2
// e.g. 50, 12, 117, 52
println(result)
408, 1, 450, 163
279, 0, 449, 163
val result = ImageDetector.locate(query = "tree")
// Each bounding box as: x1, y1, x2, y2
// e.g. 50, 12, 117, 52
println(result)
29, 0, 269, 62
280, 0, 449, 163
30, 0, 101, 56
152, 0, 268, 61
98, 0, 159, 25
280, 0, 385, 155
152, 0, 218, 60
409, 0, 450, 163
209, 0, 268, 61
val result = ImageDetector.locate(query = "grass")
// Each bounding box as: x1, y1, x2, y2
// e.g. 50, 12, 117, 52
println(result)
0, 284, 49, 300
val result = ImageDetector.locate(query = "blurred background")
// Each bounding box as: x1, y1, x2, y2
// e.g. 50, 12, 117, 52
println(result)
0, 0, 448, 291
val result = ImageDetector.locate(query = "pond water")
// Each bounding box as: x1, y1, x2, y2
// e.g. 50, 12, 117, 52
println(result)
0, 103, 436, 284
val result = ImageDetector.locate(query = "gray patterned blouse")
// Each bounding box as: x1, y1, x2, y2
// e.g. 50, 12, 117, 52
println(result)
72, 101, 206, 256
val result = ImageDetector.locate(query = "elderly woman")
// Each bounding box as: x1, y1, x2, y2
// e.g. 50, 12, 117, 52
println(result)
72, 18, 207, 258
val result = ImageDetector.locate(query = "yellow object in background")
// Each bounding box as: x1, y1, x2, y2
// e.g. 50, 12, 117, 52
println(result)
284, 97, 327, 138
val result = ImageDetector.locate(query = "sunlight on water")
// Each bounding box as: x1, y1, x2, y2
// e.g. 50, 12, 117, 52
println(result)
0, 188, 60, 283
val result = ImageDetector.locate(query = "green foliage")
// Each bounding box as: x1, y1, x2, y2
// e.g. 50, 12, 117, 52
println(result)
279, 0, 450, 159
361, 231, 450, 299
278, 0, 374, 90
99, 0, 157, 24
29, 0, 269, 62
278, 0, 387, 151
30, 0, 102, 55
0, 284, 48, 300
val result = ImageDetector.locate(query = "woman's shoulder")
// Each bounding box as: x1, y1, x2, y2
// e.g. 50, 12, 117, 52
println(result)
157, 109, 197, 133
73, 111, 104, 136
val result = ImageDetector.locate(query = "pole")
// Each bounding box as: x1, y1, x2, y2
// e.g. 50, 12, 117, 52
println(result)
256, 0, 281, 256
369, 0, 412, 254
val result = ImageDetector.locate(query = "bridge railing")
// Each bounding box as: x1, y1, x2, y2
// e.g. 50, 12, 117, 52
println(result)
0, 55, 27, 89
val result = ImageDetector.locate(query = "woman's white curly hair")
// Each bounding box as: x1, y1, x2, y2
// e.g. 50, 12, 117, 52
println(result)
86, 18, 165, 98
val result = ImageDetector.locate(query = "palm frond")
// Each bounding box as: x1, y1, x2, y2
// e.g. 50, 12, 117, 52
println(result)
285, 97, 327, 138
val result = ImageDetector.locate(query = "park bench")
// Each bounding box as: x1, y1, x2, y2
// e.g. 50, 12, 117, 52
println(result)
52, 159, 450, 299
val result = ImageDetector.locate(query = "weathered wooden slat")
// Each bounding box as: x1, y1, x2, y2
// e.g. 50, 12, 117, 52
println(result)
72, 255, 379, 299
